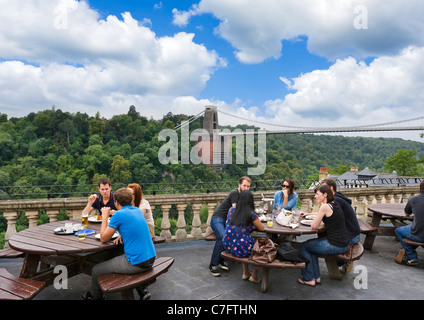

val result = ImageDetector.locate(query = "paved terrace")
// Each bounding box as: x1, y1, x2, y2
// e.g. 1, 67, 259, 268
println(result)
1, 233, 423, 301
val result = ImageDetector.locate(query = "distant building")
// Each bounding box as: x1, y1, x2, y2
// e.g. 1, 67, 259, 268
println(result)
318, 166, 422, 189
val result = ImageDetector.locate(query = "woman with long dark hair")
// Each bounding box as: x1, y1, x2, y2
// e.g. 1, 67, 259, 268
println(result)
273, 179, 298, 211
223, 190, 265, 282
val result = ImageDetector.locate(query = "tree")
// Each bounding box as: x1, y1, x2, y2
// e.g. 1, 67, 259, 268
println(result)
384, 149, 424, 176
110, 155, 132, 184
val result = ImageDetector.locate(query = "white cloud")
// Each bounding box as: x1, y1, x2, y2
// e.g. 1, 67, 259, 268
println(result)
175, 0, 424, 63
0, 0, 224, 118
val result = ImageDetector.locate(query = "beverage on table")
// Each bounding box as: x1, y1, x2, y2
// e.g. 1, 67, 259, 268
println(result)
81, 212, 89, 226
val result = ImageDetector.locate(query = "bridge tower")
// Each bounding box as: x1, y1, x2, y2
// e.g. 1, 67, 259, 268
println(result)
197, 106, 228, 171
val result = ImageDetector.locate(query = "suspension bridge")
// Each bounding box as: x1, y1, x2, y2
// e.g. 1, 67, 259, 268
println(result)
177, 106, 424, 135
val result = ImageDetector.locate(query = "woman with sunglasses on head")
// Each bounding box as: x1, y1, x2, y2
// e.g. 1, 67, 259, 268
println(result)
273, 179, 298, 211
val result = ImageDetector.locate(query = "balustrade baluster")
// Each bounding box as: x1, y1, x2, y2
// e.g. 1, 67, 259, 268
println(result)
191, 203, 203, 240
160, 204, 172, 240
176, 204, 187, 241
3, 211, 19, 241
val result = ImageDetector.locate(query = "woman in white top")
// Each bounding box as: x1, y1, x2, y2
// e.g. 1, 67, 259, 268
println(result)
128, 183, 155, 238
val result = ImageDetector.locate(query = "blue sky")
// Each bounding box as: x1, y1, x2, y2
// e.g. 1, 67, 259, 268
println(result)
1, 0, 424, 141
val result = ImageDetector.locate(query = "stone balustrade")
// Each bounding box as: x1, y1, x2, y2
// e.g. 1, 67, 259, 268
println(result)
0, 185, 420, 243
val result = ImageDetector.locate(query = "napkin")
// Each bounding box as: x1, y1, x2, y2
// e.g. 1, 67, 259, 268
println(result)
276, 214, 299, 229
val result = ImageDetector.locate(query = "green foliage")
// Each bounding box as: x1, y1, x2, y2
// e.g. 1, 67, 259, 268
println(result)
384, 149, 424, 176
0, 106, 423, 195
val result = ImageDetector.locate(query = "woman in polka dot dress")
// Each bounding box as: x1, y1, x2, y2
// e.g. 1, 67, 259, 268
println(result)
223, 190, 265, 282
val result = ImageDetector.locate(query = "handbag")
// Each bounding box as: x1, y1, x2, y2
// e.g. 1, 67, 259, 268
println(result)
249, 238, 277, 263
276, 242, 310, 265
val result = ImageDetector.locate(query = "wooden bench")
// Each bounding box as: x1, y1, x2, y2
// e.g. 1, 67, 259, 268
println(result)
317, 243, 364, 280
98, 257, 174, 300
0, 247, 25, 259
221, 251, 305, 293
403, 238, 424, 248
0, 268, 46, 300
358, 217, 378, 234
204, 229, 217, 241
152, 235, 166, 244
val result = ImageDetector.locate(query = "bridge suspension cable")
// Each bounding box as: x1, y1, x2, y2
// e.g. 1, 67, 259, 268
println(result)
215, 110, 424, 134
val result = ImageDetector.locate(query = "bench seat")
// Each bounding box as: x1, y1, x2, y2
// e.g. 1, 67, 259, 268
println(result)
204, 229, 217, 241
0, 268, 46, 300
403, 238, 424, 247
358, 217, 378, 234
152, 235, 166, 244
98, 256, 174, 300
221, 251, 305, 293
0, 247, 25, 259
317, 243, 364, 280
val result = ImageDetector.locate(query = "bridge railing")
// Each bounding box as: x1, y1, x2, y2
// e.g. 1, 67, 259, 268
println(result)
0, 185, 419, 244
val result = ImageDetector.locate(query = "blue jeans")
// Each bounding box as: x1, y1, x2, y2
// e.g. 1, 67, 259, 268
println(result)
300, 238, 349, 281
210, 217, 226, 266
395, 225, 424, 262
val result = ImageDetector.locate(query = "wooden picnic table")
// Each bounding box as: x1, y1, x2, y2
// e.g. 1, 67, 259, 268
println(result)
263, 214, 325, 238
8, 218, 122, 285
364, 203, 413, 250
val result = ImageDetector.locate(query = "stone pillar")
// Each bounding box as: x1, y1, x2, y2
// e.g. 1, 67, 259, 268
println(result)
175, 204, 187, 241
46, 209, 60, 222
25, 210, 40, 228
160, 205, 172, 240
191, 203, 203, 240
3, 211, 19, 240
205, 202, 217, 233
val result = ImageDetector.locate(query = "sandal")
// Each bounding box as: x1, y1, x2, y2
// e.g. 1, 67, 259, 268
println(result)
297, 278, 316, 287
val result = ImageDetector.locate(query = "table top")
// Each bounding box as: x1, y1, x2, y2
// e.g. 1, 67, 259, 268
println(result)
368, 203, 413, 220
8, 219, 116, 256
263, 217, 325, 236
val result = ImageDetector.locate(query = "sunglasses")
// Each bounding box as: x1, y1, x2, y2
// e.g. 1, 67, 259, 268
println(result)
282, 185, 290, 188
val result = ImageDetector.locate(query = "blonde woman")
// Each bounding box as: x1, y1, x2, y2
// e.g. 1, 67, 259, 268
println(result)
128, 183, 155, 238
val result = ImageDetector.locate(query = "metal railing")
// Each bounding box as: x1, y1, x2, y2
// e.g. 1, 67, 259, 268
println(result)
0, 177, 421, 200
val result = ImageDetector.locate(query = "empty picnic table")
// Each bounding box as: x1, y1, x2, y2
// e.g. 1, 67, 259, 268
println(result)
365, 203, 413, 250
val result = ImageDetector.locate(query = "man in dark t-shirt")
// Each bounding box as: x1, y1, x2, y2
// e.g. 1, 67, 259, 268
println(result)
395, 180, 424, 266
82, 178, 117, 215
209, 176, 251, 277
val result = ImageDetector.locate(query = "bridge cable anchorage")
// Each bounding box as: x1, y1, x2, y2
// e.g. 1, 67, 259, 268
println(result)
215, 110, 424, 134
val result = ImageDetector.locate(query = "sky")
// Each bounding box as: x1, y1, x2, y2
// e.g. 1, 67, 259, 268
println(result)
1, 0, 424, 142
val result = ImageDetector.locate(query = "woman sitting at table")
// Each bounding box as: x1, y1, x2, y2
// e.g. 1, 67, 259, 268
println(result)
298, 184, 349, 287
273, 179, 298, 211
128, 183, 155, 238
223, 190, 265, 283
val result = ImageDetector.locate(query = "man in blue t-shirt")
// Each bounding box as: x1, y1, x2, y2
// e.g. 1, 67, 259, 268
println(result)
81, 188, 156, 300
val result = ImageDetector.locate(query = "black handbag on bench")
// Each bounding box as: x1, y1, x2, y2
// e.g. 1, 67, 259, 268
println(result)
276, 242, 310, 265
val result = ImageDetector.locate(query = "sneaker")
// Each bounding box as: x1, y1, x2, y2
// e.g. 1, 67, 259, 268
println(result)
209, 265, 221, 277
136, 287, 151, 300
80, 291, 105, 300
395, 249, 405, 264
219, 261, 230, 271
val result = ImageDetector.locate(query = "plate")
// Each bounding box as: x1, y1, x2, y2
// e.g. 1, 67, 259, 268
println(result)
88, 216, 102, 223
54, 228, 74, 235
95, 232, 119, 240
300, 219, 313, 226
305, 215, 316, 220
54, 224, 82, 235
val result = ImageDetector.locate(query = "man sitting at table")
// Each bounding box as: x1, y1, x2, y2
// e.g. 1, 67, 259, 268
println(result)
82, 177, 117, 215
395, 179, 424, 266
81, 188, 156, 300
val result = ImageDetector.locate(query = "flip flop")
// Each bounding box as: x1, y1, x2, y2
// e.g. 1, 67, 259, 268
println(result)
297, 278, 316, 287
